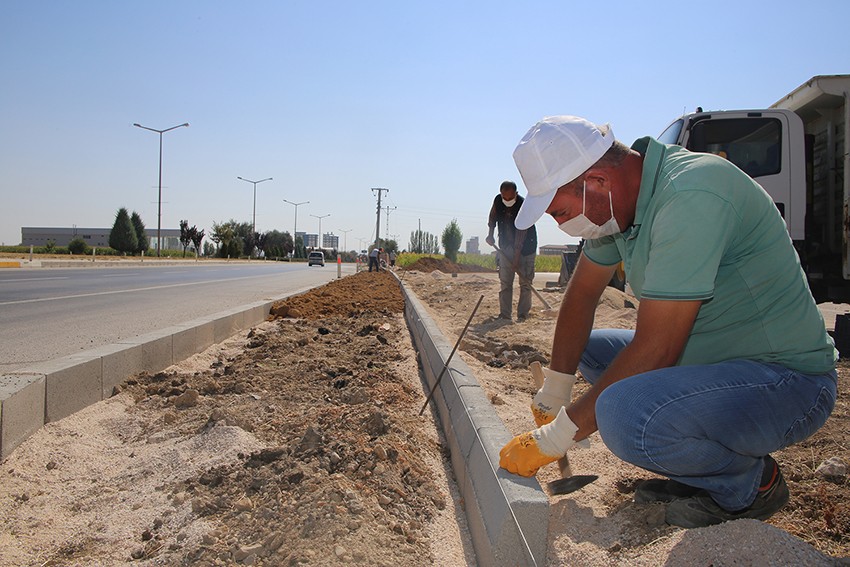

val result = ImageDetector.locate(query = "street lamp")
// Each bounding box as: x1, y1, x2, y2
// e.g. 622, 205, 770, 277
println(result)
237, 176, 272, 235
338, 228, 352, 252
133, 122, 189, 256
283, 199, 309, 256
311, 213, 331, 248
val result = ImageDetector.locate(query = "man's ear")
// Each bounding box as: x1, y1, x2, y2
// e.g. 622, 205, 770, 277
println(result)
583, 168, 613, 191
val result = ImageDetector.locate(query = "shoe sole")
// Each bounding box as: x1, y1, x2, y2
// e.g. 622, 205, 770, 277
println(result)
634, 479, 703, 504
665, 478, 789, 528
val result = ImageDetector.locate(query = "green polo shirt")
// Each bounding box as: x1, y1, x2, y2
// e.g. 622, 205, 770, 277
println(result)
584, 137, 836, 374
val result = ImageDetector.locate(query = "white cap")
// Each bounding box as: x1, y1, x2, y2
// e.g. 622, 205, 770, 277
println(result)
513, 116, 614, 229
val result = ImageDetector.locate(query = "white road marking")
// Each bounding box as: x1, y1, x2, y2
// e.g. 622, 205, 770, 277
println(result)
0, 277, 70, 283
0, 273, 283, 306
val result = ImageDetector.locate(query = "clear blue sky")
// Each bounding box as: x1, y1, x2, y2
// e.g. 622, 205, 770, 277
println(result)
2, 1, 848, 252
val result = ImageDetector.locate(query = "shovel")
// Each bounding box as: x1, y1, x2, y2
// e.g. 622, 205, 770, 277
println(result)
529, 361, 598, 495
492, 244, 554, 312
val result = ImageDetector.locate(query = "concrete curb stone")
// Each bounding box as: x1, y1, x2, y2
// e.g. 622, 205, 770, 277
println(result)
400, 279, 549, 566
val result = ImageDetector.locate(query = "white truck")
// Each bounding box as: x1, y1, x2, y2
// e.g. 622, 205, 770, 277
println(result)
658, 74, 850, 302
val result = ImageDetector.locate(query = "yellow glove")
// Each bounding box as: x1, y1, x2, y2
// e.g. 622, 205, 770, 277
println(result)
531, 368, 577, 427
500, 407, 579, 477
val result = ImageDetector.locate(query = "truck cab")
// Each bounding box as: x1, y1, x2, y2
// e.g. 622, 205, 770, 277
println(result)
660, 76, 850, 301
659, 109, 806, 241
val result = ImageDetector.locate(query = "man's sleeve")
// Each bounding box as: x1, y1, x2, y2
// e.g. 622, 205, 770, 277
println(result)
583, 237, 621, 266
641, 191, 739, 300
488, 200, 497, 229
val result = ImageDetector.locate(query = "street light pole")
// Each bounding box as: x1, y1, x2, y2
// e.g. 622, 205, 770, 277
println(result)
237, 176, 272, 235
311, 213, 331, 248
338, 228, 352, 252
133, 122, 189, 256
283, 199, 309, 256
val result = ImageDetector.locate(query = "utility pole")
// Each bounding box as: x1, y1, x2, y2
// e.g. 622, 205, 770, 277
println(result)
383, 205, 397, 243
372, 188, 388, 247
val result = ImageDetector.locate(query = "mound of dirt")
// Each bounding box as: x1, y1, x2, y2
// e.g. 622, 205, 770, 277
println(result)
270, 271, 405, 319
402, 257, 494, 274
0, 270, 472, 566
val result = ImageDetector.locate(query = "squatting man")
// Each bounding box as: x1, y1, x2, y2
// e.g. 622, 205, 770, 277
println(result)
498, 115, 838, 528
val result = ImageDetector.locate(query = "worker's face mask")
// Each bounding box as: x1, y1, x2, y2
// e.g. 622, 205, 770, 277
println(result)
558, 180, 620, 239
502, 198, 517, 207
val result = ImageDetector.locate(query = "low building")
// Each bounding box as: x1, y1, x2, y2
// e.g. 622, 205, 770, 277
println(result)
21, 227, 183, 250
539, 243, 580, 256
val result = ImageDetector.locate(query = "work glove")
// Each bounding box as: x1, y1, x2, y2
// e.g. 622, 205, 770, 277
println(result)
499, 407, 579, 477
531, 368, 577, 427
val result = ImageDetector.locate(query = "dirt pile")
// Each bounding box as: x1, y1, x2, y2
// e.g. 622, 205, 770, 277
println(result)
0, 270, 471, 566
270, 270, 404, 319
402, 257, 494, 274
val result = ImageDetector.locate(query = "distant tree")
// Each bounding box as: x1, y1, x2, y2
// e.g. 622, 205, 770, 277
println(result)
191, 227, 205, 257
254, 232, 266, 257
262, 230, 288, 259
203, 241, 216, 257
441, 219, 463, 263
382, 239, 399, 255
211, 221, 235, 258
409, 229, 439, 254
282, 232, 294, 257
294, 235, 306, 258
179, 221, 204, 258
209, 221, 226, 251
242, 230, 259, 258
68, 237, 89, 255
130, 211, 148, 254
109, 207, 138, 255
179, 220, 191, 257
224, 237, 242, 259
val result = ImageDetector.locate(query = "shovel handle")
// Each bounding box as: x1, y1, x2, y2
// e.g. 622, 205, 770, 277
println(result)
493, 245, 553, 310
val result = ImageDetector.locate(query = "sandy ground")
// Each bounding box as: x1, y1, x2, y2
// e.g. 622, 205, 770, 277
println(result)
400, 263, 848, 566
0, 264, 847, 566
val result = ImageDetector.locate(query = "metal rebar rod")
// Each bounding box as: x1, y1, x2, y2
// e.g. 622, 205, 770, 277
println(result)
419, 294, 484, 416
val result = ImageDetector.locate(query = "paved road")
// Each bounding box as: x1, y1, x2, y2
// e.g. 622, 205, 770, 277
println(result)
0, 261, 354, 374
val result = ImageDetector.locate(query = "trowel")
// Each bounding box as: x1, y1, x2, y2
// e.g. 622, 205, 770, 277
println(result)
529, 361, 598, 495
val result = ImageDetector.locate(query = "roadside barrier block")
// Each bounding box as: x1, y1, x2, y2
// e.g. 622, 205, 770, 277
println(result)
173, 321, 216, 364
401, 282, 549, 567
0, 374, 45, 459
76, 343, 145, 400
35, 356, 103, 423
212, 311, 243, 343
0, 261, 21, 268
243, 302, 271, 326
116, 331, 174, 376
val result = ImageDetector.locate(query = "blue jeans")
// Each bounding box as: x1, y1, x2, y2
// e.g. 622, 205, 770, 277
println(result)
579, 329, 837, 510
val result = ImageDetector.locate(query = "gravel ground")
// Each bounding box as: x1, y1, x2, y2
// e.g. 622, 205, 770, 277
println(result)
0, 264, 847, 566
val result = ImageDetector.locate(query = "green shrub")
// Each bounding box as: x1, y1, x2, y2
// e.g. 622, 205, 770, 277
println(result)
68, 238, 90, 255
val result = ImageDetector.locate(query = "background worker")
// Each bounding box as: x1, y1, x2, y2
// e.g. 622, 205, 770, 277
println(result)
368, 246, 381, 272
485, 180, 538, 321
499, 115, 837, 528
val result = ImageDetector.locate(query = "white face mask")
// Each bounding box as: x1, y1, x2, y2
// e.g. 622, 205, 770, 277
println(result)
558, 181, 620, 239
502, 198, 517, 207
